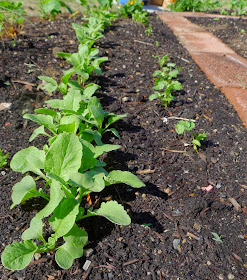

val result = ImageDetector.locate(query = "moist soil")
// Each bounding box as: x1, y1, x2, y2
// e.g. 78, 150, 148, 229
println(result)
1, 12, 247, 280
187, 16, 247, 60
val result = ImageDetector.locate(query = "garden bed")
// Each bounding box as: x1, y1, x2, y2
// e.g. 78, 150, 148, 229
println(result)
1, 12, 247, 279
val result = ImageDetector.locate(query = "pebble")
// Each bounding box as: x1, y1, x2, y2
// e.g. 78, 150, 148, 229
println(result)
122, 96, 130, 102
0, 102, 12, 111
218, 274, 224, 280
1, 171, 6, 176
34, 253, 41, 260
84, 248, 94, 258
228, 273, 234, 280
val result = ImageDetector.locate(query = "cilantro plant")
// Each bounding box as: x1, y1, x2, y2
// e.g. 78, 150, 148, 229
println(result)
149, 55, 182, 107
175, 120, 207, 152
1, 132, 145, 270
0, 148, 8, 168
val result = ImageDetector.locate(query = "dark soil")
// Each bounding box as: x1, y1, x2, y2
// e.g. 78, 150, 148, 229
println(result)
1, 12, 247, 280
187, 16, 247, 60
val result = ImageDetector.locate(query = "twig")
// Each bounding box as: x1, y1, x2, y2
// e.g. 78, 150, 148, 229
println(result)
186, 232, 199, 241
122, 258, 146, 267
136, 169, 155, 175
94, 263, 116, 270
11, 80, 36, 86
167, 116, 196, 122
161, 148, 188, 153
134, 39, 153, 46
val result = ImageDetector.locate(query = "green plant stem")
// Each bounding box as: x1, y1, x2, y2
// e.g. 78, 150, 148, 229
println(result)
0, 6, 36, 27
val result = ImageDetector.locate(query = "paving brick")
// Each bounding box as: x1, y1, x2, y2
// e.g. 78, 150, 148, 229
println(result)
221, 87, 247, 126
190, 53, 247, 88
178, 32, 235, 54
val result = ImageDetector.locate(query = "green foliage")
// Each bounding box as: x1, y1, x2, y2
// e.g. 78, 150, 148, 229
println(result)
169, 0, 221, 12
57, 44, 108, 87
24, 84, 125, 144
227, 0, 247, 16
211, 232, 223, 243
0, 148, 8, 168
120, 0, 144, 18
149, 55, 182, 107
38, 0, 73, 20
175, 120, 207, 152
1, 1, 146, 271
132, 9, 148, 25
145, 25, 152, 36
0, 1, 25, 37
2, 132, 145, 270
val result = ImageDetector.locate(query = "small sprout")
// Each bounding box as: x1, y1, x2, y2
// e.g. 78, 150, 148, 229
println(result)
175, 120, 207, 152
141, 223, 152, 229
0, 149, 8, 168
211, 232, 223, 243
145, 25, 152, 36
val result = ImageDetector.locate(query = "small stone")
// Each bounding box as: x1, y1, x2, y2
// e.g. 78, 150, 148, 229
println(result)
0, 102, 12, 111
119, 237, 123, 242
218, 274, 224, 280
34, 253, 41, 260
122, 96, 130, 102
193, 222, 201, 232
228, 273, 234, 280
84, 248, 94, 258
142, 194, 146, 199
1, 171, 6, 176
207, 261, 211, 265
157, 250, 162, 254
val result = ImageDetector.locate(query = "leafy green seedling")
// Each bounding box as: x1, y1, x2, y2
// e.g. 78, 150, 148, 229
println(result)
145, 25, 152, 36
1, 133, 145, 270
132, 10, 149, 26
211, 232, 223, 243
24, 85, 125, 145
0, 148, 8, 168
149, 55, 183, 107
175, 120, 207, 152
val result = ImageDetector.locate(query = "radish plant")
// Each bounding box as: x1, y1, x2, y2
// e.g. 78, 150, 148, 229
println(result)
1, 132, 144, 270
